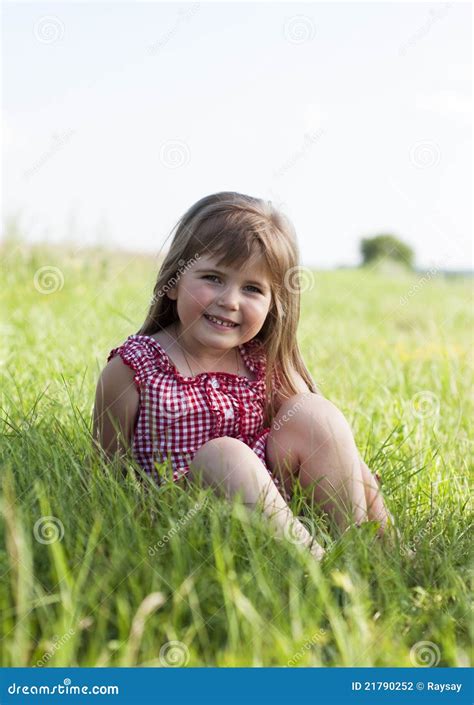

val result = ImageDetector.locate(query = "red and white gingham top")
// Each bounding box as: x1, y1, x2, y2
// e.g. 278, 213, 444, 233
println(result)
107, 334, 284, 491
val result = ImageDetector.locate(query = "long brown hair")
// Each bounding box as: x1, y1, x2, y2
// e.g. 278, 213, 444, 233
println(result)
138, 192, 318, 426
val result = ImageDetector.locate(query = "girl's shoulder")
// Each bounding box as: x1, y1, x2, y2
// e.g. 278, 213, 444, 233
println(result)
107, 333, 174, 385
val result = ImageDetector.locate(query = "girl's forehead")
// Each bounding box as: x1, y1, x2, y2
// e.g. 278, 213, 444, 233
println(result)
194, 253, 271, 280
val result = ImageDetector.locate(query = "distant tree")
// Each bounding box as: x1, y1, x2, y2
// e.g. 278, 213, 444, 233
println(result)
360, 234, 414, 269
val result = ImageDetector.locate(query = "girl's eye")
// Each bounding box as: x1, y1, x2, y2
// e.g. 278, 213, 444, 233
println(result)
202, 275, 262, 294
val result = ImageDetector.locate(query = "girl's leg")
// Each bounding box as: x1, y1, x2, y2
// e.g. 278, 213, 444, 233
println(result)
267, 393, 375, 532
187, 436, 325, 560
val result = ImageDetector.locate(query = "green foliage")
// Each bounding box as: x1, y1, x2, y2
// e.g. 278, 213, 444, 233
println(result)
0, 242, 472, 666
360, 234, 415, 269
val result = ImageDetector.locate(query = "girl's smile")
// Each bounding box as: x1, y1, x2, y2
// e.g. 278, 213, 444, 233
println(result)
203, 313, 239, 330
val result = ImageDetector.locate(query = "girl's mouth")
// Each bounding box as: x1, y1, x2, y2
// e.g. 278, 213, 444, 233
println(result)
203, 314, 239, 330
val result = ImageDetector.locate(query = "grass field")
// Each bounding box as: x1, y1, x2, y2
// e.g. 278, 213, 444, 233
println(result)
1, 239, 472, 667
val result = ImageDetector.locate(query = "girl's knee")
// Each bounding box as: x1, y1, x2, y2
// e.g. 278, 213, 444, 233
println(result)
276, 393, 353, 448
193, 436, 246, 463
188, 436, 253, 484
310, 397, 353, 446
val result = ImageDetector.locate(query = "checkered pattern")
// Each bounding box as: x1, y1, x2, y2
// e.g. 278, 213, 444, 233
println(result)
107, 334, 285, 492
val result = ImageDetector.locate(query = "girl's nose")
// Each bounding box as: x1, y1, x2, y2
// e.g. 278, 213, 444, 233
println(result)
216, 286, 239, 308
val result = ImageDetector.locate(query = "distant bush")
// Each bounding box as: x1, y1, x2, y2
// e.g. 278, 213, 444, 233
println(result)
360, 234, 414, 269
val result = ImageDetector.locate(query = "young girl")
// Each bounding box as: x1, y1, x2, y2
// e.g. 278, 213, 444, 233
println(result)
93, 191, 390, 561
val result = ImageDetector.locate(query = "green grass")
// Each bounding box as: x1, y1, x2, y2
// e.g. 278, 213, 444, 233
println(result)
1, 239, 472, 667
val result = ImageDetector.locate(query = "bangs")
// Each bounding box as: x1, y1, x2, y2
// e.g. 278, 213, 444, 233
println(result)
190, 212, 268, 271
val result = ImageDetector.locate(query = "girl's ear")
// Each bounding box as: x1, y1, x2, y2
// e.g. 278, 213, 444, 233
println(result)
166, 286, 177, 301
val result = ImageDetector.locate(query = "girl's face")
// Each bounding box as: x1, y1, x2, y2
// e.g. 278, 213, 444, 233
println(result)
167, 252, 273, 349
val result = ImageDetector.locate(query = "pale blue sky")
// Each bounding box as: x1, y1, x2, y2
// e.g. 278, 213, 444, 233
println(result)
2, 1, 472, 268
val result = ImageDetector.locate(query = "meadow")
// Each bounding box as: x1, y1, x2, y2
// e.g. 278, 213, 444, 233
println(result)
1, 238, 472, 667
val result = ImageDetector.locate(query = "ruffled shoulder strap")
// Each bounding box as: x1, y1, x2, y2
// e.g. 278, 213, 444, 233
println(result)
239, 338, 267, 379
107, 334, 172, 385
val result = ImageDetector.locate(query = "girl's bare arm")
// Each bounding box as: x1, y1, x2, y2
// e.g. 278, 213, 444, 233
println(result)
92, 356, 139, 460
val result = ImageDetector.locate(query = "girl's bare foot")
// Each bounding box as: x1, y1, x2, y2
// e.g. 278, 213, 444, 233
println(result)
277, 515, 325, 561
309, 541, 326, 561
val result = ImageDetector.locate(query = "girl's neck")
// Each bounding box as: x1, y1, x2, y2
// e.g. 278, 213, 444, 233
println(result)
169, 323, 242, 375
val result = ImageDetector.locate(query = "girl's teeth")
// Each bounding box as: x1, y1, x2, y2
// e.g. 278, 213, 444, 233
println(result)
205, 315, 236, 328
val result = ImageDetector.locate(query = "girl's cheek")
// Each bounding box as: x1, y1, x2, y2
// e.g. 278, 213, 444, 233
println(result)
251, 299, 271, 318
192, 284, 213, 306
